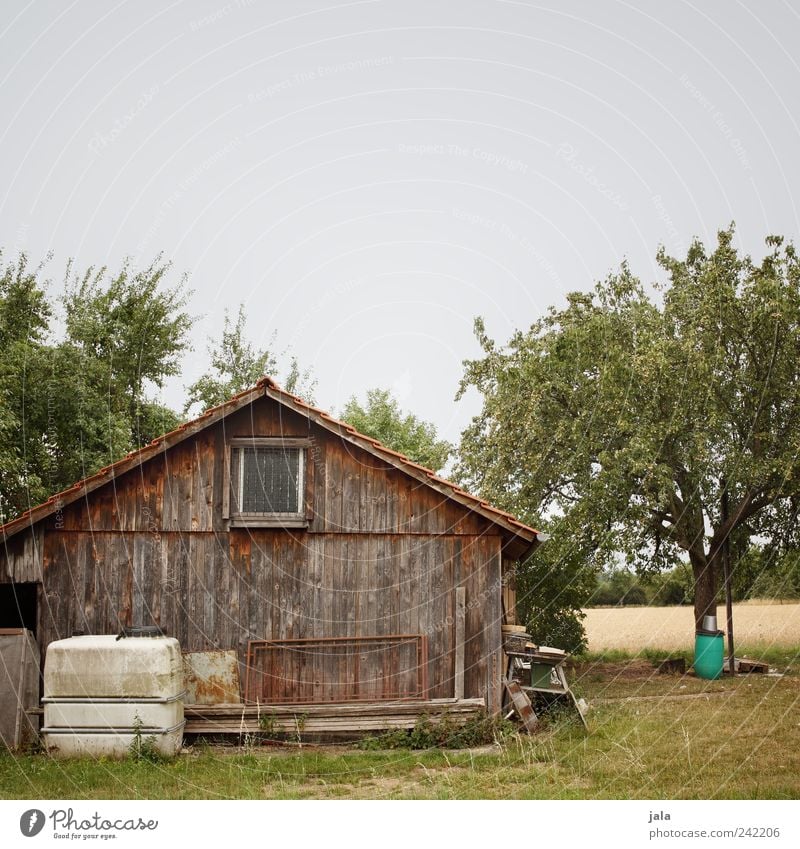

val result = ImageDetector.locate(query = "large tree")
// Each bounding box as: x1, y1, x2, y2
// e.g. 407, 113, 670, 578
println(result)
0, 251, 52, 516
0, 251, 191, 521
457, 226, 800, 630
63, 255, 191, 435
340, 388, 452, 473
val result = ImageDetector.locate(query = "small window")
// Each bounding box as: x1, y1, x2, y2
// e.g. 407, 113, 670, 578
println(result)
227, 439, 308, 527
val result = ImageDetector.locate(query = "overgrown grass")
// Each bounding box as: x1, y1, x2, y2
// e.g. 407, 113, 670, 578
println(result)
3, 651, 798, 800
357, 711, 516, 750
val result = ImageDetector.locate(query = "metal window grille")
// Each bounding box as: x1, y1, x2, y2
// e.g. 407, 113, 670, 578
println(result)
235, 447, 303, 514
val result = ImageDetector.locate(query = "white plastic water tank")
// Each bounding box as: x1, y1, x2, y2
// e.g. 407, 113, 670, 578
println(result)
42, 635, 185, 758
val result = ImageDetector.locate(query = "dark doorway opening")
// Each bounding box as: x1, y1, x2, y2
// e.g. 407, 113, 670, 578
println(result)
0, 583, 39, 636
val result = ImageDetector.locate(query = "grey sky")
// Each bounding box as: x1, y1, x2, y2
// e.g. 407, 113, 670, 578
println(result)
2, 0, 798, 443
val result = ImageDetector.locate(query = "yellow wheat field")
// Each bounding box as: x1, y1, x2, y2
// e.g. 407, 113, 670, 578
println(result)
582, 602, 800, 652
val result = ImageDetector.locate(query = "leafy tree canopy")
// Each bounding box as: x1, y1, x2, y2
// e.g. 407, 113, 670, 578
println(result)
340, 388, 452, 473
184, 305, 315, 415
0, 252, 191, 521
64, 255, 192, 404
457, 225, 800, 630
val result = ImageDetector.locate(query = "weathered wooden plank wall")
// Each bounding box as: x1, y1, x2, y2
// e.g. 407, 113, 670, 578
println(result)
33, 529, 502, 704
0, 527, 43, 583
1, 397, 510, 709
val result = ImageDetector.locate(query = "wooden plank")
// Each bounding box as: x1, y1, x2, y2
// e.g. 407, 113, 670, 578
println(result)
486, 540, 504, 714
274, 532, 289, 644
306, 434, 324, 531
131, 535, 145, 627
366, 536, 380, 698
308, 538, 323, 703
462, 538, 481, 701
504, 679, 539, 732
156, 533, 170, 632
308, 536, 324, 640
502, 557, 517, 625
343, 465, 360, 532
732, 657, 769, 674
454, 586, 466, 700
67, 531, 86, 635
213, 532, 229, 649
119, 534, 133, 630
359, 462, 373, 533
417, 538, 433, 697
28, 528, 45, 582
221, 441, 231, 521
341, 536, 356, 699
429, 537, 445, 699
177, 443, 195, 531
234, 533, 255, 648
193, 435, 215, 531
185, 699, 484, 734
0, 629, 41, 750
175, 534, 190, 648
311, 435, 326, 529
203, 532, 216, 645
184, 713, 485, 734
384, 468, 397, 533
185, 697, 484, 718
324, 440, 343, 532
234, 535, 250, 676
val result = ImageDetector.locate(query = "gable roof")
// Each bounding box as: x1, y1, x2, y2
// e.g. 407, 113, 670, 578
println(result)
0, 377, 540, 549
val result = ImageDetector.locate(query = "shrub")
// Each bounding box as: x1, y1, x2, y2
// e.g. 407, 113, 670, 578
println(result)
128, 714, 166, 764
358, 711, 514, 750
526, 607, 587, 653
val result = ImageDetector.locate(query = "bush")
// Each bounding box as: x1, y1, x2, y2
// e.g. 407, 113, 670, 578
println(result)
588, 584, 620, 606
358, 711, 514, 750
526, 607, 587, 653
651, 577, 687, 606
590, 566, 693, 607
621, 585, 647, 605
128, 715, 166, 763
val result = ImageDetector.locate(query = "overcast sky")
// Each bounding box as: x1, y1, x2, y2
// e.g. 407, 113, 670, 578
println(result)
2, 0, 798, 442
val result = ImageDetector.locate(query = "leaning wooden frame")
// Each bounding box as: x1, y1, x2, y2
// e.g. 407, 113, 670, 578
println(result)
244, 635, 429, 704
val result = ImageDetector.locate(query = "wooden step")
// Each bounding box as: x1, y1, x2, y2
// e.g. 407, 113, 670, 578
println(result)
183, 698, 487, 736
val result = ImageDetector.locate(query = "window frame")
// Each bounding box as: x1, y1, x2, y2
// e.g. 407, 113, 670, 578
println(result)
224, 437, 311, 528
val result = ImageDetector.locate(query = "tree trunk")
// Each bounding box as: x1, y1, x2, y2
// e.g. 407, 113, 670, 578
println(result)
690, 549, 718, 631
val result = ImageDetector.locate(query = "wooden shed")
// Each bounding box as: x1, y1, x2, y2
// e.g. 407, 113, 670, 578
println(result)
0, 378, 540, 718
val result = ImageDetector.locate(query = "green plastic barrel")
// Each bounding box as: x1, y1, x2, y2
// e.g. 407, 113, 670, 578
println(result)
694, 629, 724, 679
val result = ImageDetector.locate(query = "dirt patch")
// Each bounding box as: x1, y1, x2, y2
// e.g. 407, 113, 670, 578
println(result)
569, 659, 659, 682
